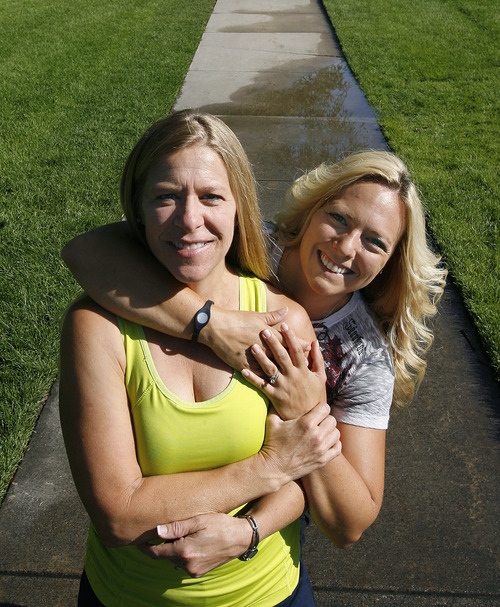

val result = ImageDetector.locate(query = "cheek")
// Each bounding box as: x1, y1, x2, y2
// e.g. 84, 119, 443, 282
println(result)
313, 216, 336, 241
301, 219, 322, 249
146, 206, 173, 227
142, 210, 173, 250
298, 233, 313, 266
216, 208, 237, 237
367, 255, 390, 278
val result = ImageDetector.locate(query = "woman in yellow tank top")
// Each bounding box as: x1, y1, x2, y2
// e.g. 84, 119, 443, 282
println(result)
59, 111, 341, 606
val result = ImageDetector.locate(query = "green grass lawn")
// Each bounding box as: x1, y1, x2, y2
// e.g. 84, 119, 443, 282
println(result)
322, 0, 499, 374
0, 0, 498, 505
0, 0, 215, 503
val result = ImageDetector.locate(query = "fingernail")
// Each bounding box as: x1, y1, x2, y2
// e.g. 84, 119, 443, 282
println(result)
252, 344, 262, 354
262, 329, 271, 338
157, 525, 167, 537
282, 323, 289, 331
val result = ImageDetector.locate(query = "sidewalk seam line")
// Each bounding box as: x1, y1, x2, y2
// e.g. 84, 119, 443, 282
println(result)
0, 570, 81, 580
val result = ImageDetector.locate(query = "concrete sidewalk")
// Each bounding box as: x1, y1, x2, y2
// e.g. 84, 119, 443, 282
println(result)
1, 1, 499, 605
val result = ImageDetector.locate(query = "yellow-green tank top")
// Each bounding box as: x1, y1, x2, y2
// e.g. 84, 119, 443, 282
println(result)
85, 274, 300, 606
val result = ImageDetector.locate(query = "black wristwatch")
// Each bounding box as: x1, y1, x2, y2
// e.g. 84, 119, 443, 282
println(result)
237, 514, 260, 561
191, 300, 214, 341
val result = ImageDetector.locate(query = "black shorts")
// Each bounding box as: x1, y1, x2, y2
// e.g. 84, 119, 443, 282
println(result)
275, 560, 316, 607
78, 570, 105, 606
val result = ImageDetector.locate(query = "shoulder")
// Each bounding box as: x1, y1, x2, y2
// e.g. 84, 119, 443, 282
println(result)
264, 282, 315, 341
63, 295, 118, 332
61, 296, 124, 366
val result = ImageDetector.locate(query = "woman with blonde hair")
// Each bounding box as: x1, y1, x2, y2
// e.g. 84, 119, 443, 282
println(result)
62, 124, 446, 590
60, 110, 342, 606
272, 150, 446, 407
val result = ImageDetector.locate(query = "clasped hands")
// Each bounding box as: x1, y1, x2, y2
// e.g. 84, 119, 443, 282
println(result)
138, 513, 251, 578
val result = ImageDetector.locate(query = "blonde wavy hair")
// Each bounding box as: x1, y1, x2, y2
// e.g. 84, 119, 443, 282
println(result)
275, 150, 447, 407
120, 110, 270, 280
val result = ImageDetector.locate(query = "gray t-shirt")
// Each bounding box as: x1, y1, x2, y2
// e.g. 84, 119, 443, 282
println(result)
266, 225, 394, 430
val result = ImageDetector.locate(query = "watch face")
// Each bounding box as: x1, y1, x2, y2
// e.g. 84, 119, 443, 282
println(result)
196, 311, 209, 324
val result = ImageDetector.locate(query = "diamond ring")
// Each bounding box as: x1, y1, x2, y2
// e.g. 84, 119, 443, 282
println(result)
268, 371, 280, 385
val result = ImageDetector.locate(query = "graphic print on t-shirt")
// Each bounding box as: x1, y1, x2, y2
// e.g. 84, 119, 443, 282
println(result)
314, 322, 351, 402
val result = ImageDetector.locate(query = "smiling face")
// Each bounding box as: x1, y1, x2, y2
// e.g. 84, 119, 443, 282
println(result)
139, 144, 237, 291
294, 180, 406, 317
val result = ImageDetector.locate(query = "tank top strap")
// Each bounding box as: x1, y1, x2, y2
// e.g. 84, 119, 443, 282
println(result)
238, 273, 267, 313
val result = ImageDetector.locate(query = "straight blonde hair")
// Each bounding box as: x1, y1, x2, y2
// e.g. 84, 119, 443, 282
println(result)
120, 110, 270, 280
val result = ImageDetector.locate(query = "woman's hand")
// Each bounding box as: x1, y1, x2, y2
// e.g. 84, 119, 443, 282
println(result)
139, 480, 308, 576
137, 514, 252, 577
259, 403, 341, 483
204, 308, 311, 375
242, 323, 326, 419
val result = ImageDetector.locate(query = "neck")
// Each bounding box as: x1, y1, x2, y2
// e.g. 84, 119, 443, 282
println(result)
188, 265, 240, 310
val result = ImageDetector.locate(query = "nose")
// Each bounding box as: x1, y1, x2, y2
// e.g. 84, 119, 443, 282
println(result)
336, 230, 360, 258
175, 195, 203, 232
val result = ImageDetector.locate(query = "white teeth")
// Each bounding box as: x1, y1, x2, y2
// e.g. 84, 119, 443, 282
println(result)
173, 242, 206, 250
320, 252, 348, 274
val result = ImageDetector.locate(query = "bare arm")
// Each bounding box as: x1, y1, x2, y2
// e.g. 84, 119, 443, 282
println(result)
301, 424, 385, 548
243, 326, 386, 548
62, 222, 200, 339
139, 482, 307, 577
62, 223, 291, 371
59, 298, 338, 549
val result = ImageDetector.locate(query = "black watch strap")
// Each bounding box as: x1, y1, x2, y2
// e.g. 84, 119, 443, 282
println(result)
237, 514, 259, 561
192, 300, 214, 341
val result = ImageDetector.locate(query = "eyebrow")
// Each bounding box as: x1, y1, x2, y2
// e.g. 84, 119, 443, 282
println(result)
152, 180, 227, 192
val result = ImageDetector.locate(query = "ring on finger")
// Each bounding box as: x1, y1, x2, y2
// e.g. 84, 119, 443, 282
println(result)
268, 370, 280, 385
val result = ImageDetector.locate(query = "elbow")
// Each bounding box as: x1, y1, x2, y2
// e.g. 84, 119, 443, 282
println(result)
93, 514, 135, 548
89, 479, 155, 548
98, 533, 126, 549
318, 509, 380, 549
90, 501, 154, 548
94, 517, 155, 549
322, 525, 364, 550
328, 498, 383, 549
331, 529, 363, 550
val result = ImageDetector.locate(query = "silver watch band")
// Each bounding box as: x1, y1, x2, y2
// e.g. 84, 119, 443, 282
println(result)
237, 514, 259, 561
